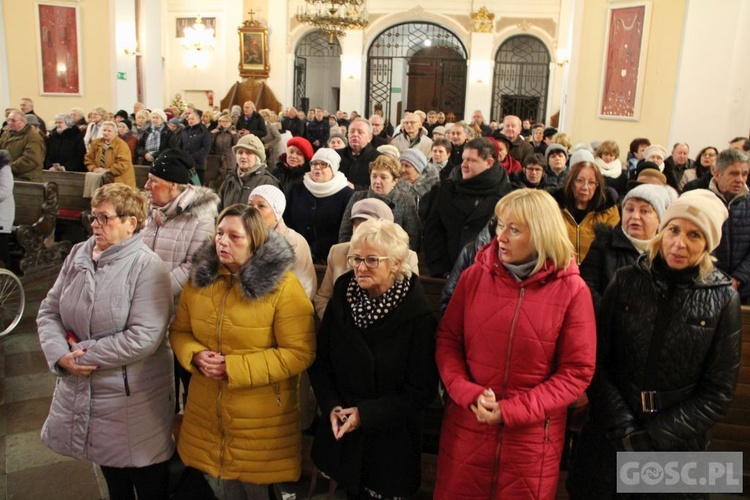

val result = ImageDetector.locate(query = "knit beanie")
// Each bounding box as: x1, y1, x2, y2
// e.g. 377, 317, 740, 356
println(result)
659, 189, 728, 252
569, 149, 595, 167
149, 149, 194, 185
644, 144, 667, 161
286, 136, 314, 161
232, 134, 266, 163
432, 126, 447, 136
250, 185, 286, 222
328, 133, 348, 148
545, 143, 568, 162
351, 198, 394, 222
623, 184, 673, 222
151, 108, 168, 124
311, 147, 341, 173
377, 145, 400, 159
400, 149, 427, 173
636, 168, 667, 186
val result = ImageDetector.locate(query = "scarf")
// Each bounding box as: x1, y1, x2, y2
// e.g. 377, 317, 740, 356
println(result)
346, 275, 410, 329
146, 125, 163, 154
149, 185, 195, 227
595, 157, 624, 179
302, 171, 350, 198
99, 141, 111, 168
238, 162, 264, 180
502, 259, 538, 283
624, 231, 653, 254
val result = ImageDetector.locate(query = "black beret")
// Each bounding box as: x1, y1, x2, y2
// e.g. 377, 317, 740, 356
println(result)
149, 149, 194, 185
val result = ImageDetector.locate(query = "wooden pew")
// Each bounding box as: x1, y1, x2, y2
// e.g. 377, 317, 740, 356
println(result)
41, 171, 90, 220
12, 181, 70, 274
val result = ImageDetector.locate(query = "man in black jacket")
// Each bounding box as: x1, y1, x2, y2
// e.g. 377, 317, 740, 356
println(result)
236, 100, 267, 138
280, 106, 305, 137
305, 107, 330, 151
424, 137, 512, 277
179, 110, 212, 184
336, 118, 382, 190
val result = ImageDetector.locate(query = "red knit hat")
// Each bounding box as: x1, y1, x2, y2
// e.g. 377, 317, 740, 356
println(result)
286, 136, 314, 161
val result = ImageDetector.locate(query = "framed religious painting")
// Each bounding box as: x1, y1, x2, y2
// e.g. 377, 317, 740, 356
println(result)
598, 2, 651, 120
238, 21, 270, 78
35, 3, 83, 95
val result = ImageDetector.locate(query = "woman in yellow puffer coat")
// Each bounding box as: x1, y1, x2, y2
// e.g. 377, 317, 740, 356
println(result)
170, 204, 315, 498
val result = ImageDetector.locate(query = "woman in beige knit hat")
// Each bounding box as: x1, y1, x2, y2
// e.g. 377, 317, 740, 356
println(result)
568, 188, 742, 498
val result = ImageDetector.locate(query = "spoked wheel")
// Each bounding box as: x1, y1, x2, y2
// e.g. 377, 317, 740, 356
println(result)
0, 268, 25, 337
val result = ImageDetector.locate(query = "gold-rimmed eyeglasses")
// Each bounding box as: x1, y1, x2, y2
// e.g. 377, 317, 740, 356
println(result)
87, 213, 127, 226
347, 255, 389, 269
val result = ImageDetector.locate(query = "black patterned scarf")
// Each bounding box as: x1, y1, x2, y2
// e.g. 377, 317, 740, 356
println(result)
346, 275, 410, 330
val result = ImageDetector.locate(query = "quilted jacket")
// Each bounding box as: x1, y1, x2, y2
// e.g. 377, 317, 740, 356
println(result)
435, 239, 596, 499
37, 234, 174, 467
710, 182, 750, 301
85, 136, 136, 188
568, 255, 741, 498
141, 186, 220, 307
169, 231, 316, 484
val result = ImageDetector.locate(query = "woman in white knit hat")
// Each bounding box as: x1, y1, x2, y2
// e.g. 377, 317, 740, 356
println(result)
580, 183, 675, 311
568, 188, 742, 498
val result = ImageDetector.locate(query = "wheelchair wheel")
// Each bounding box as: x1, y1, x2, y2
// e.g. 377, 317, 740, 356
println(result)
0, 268, 25, 337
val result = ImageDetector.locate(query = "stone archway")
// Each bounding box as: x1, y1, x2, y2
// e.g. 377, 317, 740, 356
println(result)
294, 30, 341, 112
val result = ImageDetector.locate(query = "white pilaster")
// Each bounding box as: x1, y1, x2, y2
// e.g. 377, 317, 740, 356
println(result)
560, 0, 583, 134
266, 0, 288, 108
139, 0, 164, 108
113, 0, 138, 111
464, 31, 493, 120
339, 29, 365, 115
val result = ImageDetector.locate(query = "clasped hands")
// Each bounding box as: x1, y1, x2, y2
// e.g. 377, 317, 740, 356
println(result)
57, 331, 99, 376
471, 388, 503, 426
192, 350, 228, 381
329, 406, 360, 440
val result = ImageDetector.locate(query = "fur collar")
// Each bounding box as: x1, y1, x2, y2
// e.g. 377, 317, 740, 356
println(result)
190, 229, 295, 300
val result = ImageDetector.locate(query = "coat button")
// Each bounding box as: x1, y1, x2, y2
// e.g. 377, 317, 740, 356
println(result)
700, 320, 706, 326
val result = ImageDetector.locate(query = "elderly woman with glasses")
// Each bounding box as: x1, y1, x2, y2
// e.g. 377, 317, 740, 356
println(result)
309, 218, 438, 499
37, 184, 174, 499
552, 149, 620, 263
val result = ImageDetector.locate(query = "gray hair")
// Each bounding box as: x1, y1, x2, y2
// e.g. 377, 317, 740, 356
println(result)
452, 121, 473, 137
351, 117, 373, 135
0, 149, 10, 168
9, 110, 26, 123
54, 113, 74, 128
716, 148, 750, 172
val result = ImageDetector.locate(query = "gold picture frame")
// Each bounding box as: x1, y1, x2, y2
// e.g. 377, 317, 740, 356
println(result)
238, 21, 269, 78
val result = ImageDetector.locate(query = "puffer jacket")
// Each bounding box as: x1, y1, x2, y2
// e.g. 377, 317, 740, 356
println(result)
709, 182, 750, 301
567, 255, 741, 499
141, 186, 220, 306
0, 125, 45, 181
179, 123, 212, 171
435, 239, 596, 500
309, 272, 438, 497
338, 187, 421, 251
0, 165, 14, 234
552, 187, 620, 264
169, 231, 316, 484
84, 137, 136, 188
37, 234, 174, 468
403, 163, 440, 220
45, 126, 86, 172
579, 224, 640, 312
217, 166, 279, 210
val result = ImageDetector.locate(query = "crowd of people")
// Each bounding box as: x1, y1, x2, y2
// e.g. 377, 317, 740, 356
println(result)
1, 96, 749, 499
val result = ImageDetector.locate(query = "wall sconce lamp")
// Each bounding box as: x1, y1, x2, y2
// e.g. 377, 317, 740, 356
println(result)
556, 48, 570, 67
123, 45, 140, 57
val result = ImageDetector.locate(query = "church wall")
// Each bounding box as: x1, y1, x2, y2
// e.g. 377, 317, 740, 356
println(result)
1, 0, 115, 126
569, 0, 686, 156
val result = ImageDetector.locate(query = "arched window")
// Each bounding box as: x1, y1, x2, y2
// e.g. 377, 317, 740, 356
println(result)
294, 30, 341, 112
366, 22, 467, 124
491, 35, 550, 123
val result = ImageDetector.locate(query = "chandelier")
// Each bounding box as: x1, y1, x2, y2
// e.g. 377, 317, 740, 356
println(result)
181, 15, 216, 52
296, 0, 369, 44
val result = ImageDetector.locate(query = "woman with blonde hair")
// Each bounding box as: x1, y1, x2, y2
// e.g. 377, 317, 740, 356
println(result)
568, 189, 741, 498
310, 218, 438, 499
594, 140, 628, 195
85, 121, 136, 188
435, 188, 596, 499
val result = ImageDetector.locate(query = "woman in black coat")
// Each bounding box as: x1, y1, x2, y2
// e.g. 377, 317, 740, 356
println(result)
309, 218, 438, 499
45, 113, 86, 172
580, 183, 674, 311
568, 189, 742, 499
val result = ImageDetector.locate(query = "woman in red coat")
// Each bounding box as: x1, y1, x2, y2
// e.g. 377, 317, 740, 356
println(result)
435, 188, 597, 499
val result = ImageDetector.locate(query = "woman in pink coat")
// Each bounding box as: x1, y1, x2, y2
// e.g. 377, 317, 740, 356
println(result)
435, 188, 597, 499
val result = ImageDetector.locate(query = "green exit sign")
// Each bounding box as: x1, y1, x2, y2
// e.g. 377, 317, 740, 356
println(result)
391, 87, 401, 93
117, 72, 127, 80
